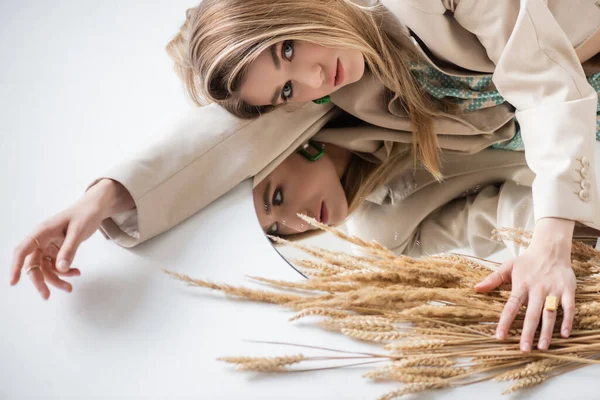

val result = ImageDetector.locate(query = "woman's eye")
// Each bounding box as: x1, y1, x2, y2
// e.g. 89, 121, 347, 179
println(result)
282, 83, 293, 100
273, 188, 283, 206
281, 40, 294, 101
283, 40, 294, 61
268, 222, 279, 235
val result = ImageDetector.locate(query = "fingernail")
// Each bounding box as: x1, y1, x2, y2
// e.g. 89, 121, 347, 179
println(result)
57, 260, 70, 271
495, 330, 504, 340
562, 329, 570, 337
521, 342, 531, 352
538, 340, 547, 350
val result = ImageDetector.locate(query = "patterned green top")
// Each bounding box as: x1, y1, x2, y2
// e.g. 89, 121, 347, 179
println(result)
409, 62, 600, 151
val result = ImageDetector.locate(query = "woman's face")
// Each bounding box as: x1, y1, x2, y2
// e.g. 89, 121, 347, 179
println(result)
240, 40, 365, 106
253, 143, 351, 236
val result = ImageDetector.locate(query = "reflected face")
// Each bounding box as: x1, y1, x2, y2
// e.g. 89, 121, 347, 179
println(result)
253, 144, 351, 236
240, 40, 365, 106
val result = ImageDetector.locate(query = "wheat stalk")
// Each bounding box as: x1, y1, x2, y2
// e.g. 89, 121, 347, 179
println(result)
163, 224, 600, 398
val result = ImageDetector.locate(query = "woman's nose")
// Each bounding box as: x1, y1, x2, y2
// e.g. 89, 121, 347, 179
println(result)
297, 65, 325, 89
278, 208, 315, 233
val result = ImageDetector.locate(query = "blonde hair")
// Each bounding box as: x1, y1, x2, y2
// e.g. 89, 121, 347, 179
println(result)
166, 0, 445, 180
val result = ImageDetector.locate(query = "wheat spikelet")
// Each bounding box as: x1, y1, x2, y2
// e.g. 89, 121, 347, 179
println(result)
385, 339, 446, 351
576, 301, 600, 316
364, 359, 455, 380
429, 254, 492, 274
575, 315, 600, 329
297, 214, 398, 259
269, 236, 369, 269
325, 269, 457, 288
235, 354, 306, 372
398, 305, 500, 321
322, 316, 395, 332
393, 366, 466, 378
218, 356, 258, 364
473, 355, 525, 368
341, 329, 409, 342
492, 227, 532, 248
247, 276, 357, 293
382, 373, 444, 383
161, 270, 302, 304
377, 383, 448, 400
289, 308, 351, 322
502, 374, 549, 395
291, 258, 349, 276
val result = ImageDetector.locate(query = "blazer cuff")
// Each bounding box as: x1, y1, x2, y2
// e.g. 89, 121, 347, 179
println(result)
516, 96, 598, 224
85, 177, 142, 248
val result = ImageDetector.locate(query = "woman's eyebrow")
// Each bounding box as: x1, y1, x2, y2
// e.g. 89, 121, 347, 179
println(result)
270, 43, 282, 106
270, 43, 281, 70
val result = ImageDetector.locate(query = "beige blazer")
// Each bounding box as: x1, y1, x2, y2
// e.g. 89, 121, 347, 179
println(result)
346, 148, 538, 257
88, 0, 600, 248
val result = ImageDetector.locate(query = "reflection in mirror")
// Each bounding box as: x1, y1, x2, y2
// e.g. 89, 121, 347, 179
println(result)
253, 111, 600, 272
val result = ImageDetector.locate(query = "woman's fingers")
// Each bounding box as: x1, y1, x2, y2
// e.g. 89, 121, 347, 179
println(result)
520, 292, 545, 352
537, 294, 559, 351
474, 260, 512, 292
44, 241, 61, 260
43, 239, 79, 277
24, 249, 50, 300
495, 289, 526, 341
41, 256, 72, 293
10, 236, 40, 286
560, 291, 575, 338
55, 224, 84, 273
10, 218, 65, 286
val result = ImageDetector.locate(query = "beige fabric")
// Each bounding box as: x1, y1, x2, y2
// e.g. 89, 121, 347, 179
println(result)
88, 0, 600, 248
345, 149, 538, 256
350, 181, 536, 258
345, 149, 536, 256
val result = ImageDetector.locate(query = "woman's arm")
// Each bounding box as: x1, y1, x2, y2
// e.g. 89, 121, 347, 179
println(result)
88, 102, 335, 248
92, 179, 136, 218
436, 0, 597, 352
443, 0, 599, 226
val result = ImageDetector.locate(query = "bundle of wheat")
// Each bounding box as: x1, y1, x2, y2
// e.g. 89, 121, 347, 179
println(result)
163, 216, 600, 399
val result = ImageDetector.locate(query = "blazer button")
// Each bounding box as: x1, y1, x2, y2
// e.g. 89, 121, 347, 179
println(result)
581, 157, 590, 167
581, 179, 592, 190
579, 189, 591, 202
581, 167, 590, 178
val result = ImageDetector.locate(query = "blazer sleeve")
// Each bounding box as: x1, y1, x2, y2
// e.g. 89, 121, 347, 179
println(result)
405, 182, 535, 258
86, 101, 334, 248
443, 0, 599, 225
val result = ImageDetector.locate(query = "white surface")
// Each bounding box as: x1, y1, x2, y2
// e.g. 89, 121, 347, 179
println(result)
1, 1, 599, 399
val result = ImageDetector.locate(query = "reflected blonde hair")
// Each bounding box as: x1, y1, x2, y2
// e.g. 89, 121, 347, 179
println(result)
166, 0, 445, 180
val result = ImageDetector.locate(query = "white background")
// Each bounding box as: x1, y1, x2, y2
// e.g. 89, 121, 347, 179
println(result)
1, 1, 599, 399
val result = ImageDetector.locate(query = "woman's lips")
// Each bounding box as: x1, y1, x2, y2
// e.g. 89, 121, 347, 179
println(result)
334, 59, 344, 87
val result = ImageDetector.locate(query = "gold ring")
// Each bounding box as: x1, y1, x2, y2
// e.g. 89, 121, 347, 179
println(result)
43, 256, 53, 262
25, 264, 42, 274
494, 270, 505, 284
508, 295, 524, 308
545, 295, 558, 311
26, 235, 41, 250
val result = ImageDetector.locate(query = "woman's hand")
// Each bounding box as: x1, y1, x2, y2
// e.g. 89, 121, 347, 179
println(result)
9, 179, 135, 300
474, 217, 577, 352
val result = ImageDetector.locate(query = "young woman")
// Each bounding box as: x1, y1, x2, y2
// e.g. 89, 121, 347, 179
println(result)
10, 0, 600, 355
252, 137, 540, 259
